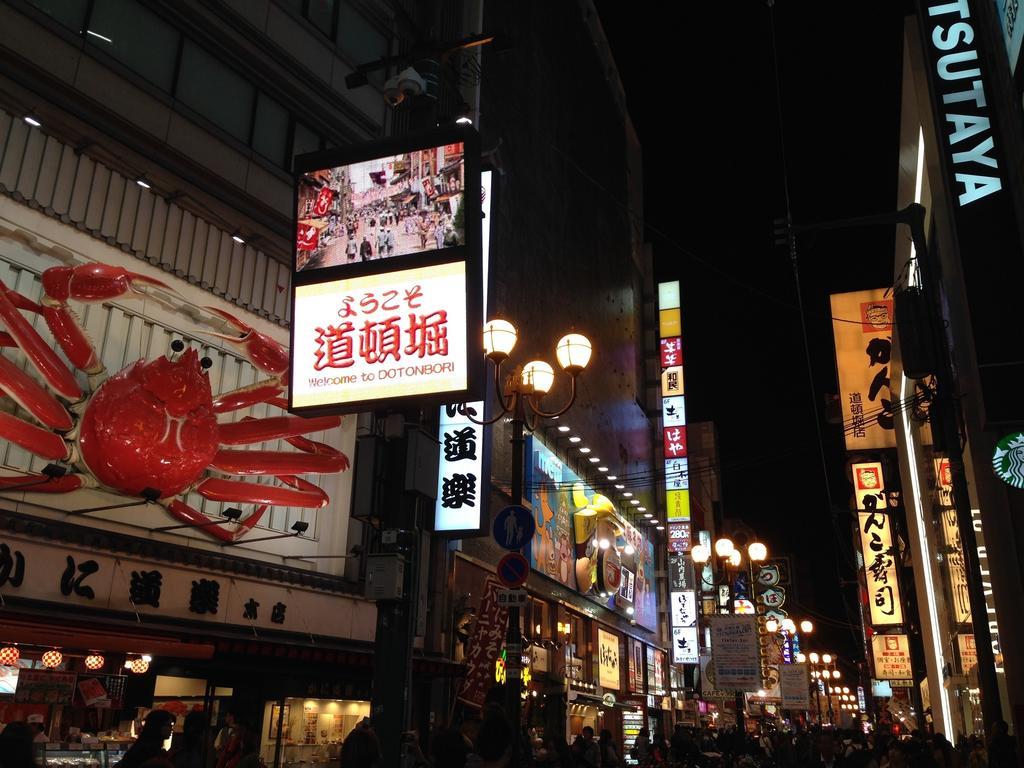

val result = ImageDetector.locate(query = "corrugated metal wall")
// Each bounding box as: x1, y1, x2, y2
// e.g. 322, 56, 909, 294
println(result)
0, 109, 292, 327
0, 257, 327, 537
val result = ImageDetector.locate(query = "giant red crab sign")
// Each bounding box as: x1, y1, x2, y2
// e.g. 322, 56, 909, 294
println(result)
0, 262, 349, 543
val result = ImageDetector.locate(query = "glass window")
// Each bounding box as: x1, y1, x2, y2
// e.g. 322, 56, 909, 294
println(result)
87, 0, 180, 91
176, 40, 255, 142
25, 0, 88, 32
292, 121, 321, 161
307, 0, 336, 36
337, 3, 388, 67
252, 92, 290, 166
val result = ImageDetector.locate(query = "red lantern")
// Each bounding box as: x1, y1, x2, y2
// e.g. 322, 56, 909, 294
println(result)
84, 654, 104, 670
0, 646, 19, 665
41, 649, 63, 668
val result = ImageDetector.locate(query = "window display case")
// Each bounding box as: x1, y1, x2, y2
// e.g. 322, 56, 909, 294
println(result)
35, 743, 130, 768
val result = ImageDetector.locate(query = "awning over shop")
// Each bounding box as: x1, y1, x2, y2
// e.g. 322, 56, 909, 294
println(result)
0, 615, 215, 659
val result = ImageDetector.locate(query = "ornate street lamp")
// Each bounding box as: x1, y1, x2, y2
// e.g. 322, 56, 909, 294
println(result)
468, 318, 591, 756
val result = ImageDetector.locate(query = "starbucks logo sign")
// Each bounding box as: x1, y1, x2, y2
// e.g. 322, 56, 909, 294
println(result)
992, 432, 1024, 488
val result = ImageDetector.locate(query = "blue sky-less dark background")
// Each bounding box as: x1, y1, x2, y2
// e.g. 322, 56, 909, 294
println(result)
594, 1, 912, 663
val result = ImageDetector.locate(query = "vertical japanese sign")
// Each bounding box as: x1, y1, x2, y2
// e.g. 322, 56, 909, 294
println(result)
434, 170, 492, 534
851, 461, 885, 510
291, 125, 482, 415
658, 281, 690, 523
857, 511, 904, 626
830, 290, 896, 450
709, 615, 761, 692
598, 628, 621, 690
457, 577, 510, 708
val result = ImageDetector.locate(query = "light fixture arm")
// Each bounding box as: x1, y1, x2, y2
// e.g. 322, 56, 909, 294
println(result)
462, 358, 516, 426
524, 373, 579, 419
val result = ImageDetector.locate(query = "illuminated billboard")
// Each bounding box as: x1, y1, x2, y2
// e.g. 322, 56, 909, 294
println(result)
291, 126, 482, 415
296, 141, 467, 272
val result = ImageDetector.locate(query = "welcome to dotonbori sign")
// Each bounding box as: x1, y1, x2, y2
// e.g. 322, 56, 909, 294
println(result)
289, 126, 483, 415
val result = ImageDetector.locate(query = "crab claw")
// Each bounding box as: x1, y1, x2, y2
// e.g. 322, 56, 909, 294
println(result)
203, 307, 289, 379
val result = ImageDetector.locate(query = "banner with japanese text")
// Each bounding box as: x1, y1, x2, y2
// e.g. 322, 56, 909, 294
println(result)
857, 511, 904, 626
871, 634, 912, 680
779, 663, 810, 709
457, 577, 510, 708
830, 290, 897, 450
709, 615, 761, 691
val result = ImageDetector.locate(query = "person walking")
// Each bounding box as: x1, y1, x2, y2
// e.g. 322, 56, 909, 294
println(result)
434, 215, 446, 250
598, 729, 620, 767
340, 726, 382, 767
376, 227, 388, 259
631, 728, 651, 765
345, 232, 358, 262
115, 710, 174, 768
385, 226, 396, 258
168, 711, 205, 768
987, 721, 1017, 768
0, 721, 38, 768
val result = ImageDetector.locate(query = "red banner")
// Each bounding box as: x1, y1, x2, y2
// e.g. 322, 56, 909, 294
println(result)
297, 223, 320, 252
457, 577, 509, 709
312, 187, 334, 217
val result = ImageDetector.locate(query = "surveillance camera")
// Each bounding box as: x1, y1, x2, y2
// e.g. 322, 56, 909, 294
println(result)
383, 75, 404, 107
397, 67, 426, 99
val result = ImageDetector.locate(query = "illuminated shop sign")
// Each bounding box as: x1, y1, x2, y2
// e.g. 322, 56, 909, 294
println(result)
851, 461, 885, 510
871, 634, 912, 680
858, 511, 904, 626
598, 628, 621, 690
291, 126, 482, 415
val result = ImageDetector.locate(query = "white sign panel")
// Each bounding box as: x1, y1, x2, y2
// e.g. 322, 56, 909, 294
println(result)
662, 396, 685, 426
434, 403, 484, 533
710, 615, 761, 692
665, 458, 688, 491
291, 260, 469, 410
670, 590, 697, 628
780, 663, 811, 709
672, 626, 699, 665
872, 634, 913, 680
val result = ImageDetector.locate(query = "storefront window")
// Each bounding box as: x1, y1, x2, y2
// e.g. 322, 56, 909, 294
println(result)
260, 697, 369, 767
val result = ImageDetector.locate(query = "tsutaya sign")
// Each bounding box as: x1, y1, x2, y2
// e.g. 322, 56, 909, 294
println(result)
922, 0, 1002, 207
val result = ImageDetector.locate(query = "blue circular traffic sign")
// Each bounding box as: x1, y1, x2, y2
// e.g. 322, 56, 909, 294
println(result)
497, 552, 530, 589
492, 504, 536, 551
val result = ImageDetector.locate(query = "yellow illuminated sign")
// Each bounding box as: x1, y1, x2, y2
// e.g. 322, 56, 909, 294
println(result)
666, 489, 690, 521
659, 308, 681, 337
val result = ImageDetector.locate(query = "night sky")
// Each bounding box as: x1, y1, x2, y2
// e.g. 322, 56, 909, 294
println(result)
595, 2, 911, 662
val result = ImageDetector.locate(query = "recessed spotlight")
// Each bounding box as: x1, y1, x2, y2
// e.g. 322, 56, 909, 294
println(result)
232, 231, 246, 244
135, 176, 151, 189
558, 425, 571, 432
597, 466, 608, 472
455, 115, 473, 125
589, 457, 600, 463
615, 484, 625, 489
622, 492, 633, 498
644, 513, 653, 519
651, 519, 659, 524
579, 447, 591, 454
23, 115, 41, 127
637, 507, 646, 512
626, 606, 635, 615
630, 500, 640, 505
569, 436, 581, 443
606, 475, 617, 480
656, 525, 665, 531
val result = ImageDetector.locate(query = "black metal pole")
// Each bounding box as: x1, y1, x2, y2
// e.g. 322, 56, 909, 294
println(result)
505, 403, 526, 765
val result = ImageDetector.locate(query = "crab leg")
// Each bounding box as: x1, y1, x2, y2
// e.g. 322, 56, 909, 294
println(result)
211, 449, 348, 476
0, 473, 85, 492
40, 265, 178, 376
0, 355, 74, 430
212, 380, 286, 415
164, 499, 266, 544
0, 412, 70, 460
196, 477, 328, 507
0, 280, 82, 401
219, 414, 341, 445
202, 307, 289, 378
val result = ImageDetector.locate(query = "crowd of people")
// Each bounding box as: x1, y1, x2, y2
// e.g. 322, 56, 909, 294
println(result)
0, 710, 1017, 768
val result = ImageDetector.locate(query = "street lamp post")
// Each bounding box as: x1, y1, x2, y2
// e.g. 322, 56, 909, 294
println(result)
468, 319, 591, 763
692, 538, 768, 736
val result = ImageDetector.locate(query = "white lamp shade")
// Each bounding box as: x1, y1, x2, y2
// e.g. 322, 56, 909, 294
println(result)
714, 538, 734, 558
483, 319, 517, 358
832, 669, 841, 679
747, 542, 767, 562
822, 654, 833, 664
809, 653, 819, 663
727, 550, 742, 568
522, 360, 554, 394
556, 333, 592, 372
690, 544, 710, 564
800, 620, 814, 633
765, 619, 779, 633
782, 619, 797, 633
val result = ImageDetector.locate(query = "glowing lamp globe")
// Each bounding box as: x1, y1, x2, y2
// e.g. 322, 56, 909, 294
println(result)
809, 652, 819, 664
0, 646, 19, 665
833, 669, 841, 679
782, 619, 797, 634
765, 619, 779, 634
714, 538, 734, 558
727, 550, 742, 568
822, 653, 833, 664
522, 361, 554, 395
483, 319, 517, 361
555, 333, 592, 373
747, 542, 767, 562
690, 544, 710, 564
84, 654, 105, 671
795, 653, 807, 663
41, 649, 63, 668
800, 619, 814, 633
129, 658, 150, 674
